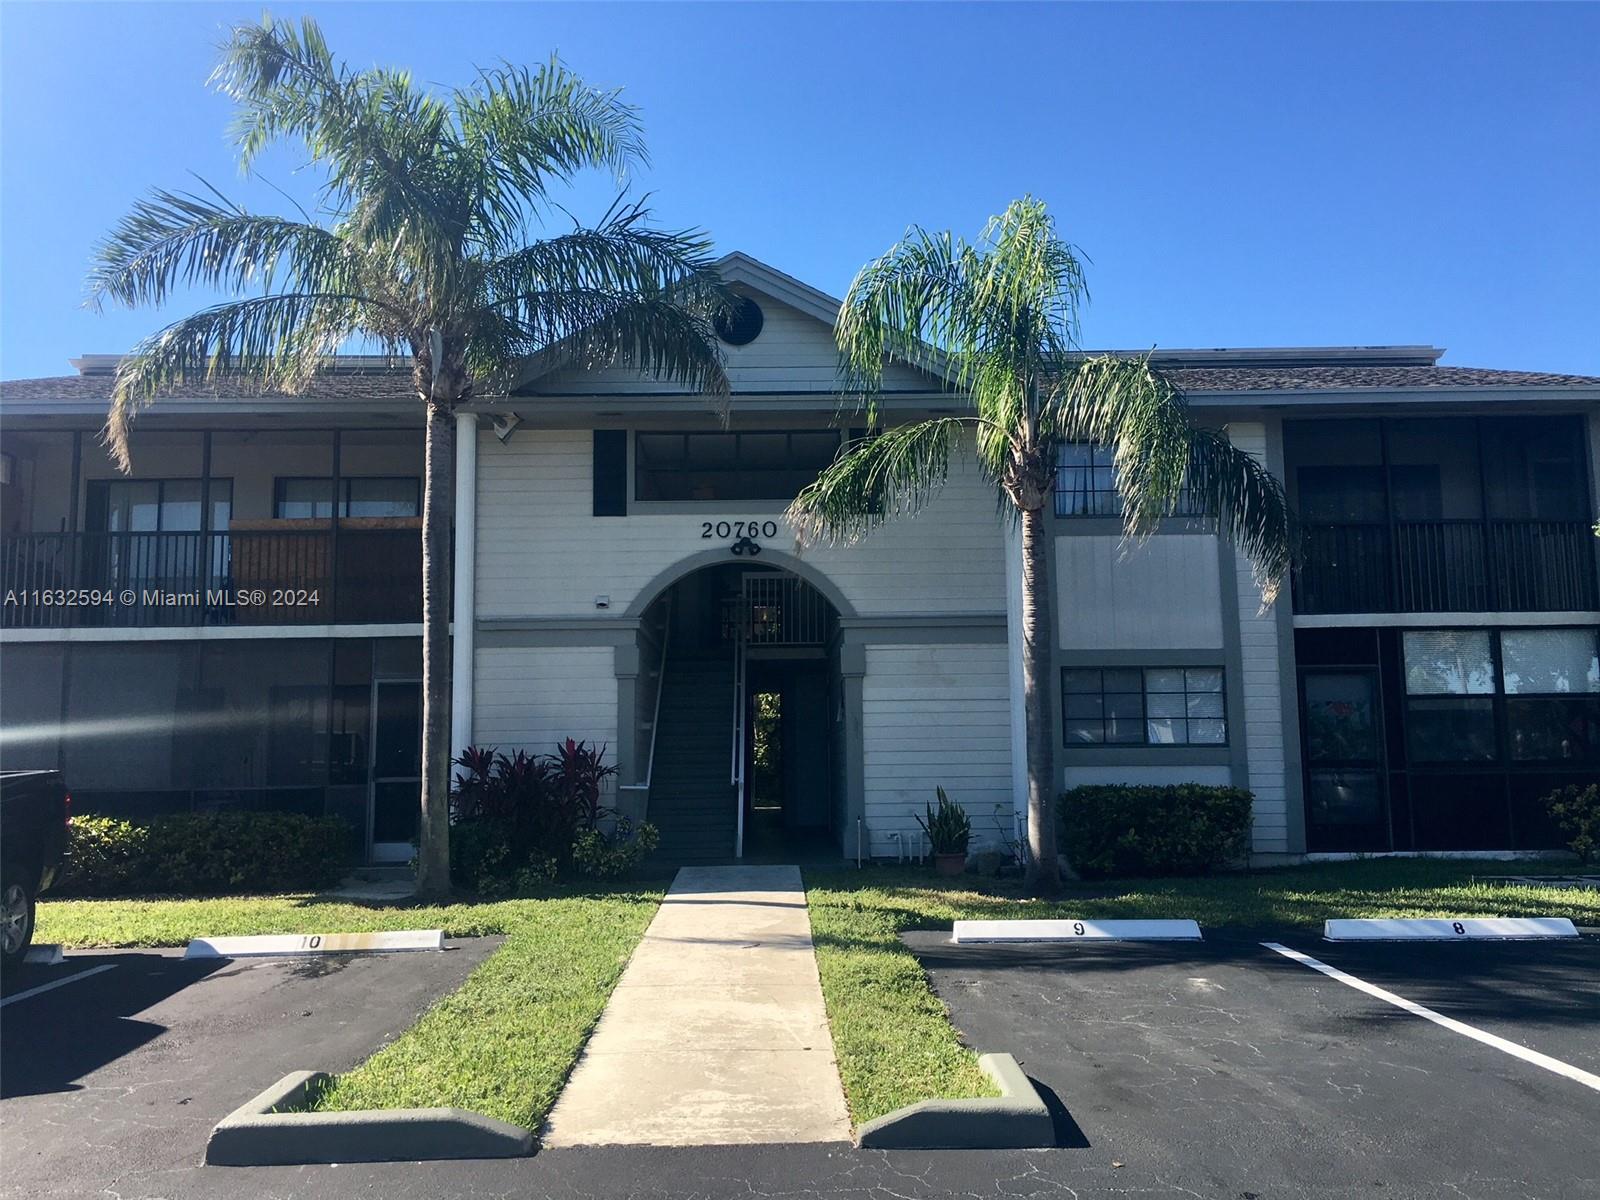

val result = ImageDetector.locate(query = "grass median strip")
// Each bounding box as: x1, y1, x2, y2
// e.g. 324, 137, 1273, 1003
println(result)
38, 884, 667, 1131
803, 859, 1600, 1126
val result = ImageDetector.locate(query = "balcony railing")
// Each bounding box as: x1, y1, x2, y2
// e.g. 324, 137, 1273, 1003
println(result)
1293, 519, 1598, 615
721, 574, 837, 647
2, 525, 423, 628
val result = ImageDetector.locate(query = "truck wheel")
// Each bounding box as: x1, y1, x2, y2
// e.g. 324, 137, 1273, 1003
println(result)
0, 868, 35, 969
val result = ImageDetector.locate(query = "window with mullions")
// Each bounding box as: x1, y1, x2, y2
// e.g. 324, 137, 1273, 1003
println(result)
1062, 666, 1227, 746
1053, 443, 1204, 518
1401, 627, 1600, 763
634, 431, 842, 502
274, 477, 420, 519
1501, 628, 1600, 762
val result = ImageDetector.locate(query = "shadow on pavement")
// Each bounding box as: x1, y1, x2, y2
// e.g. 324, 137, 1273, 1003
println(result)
1, 953, 227, 1099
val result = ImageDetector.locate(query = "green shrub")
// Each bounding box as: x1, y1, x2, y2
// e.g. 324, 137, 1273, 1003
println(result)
449, 820, 559, 896
1543, 783, 1600, 864
915, 787, 971, 855
62, 815, 149, 894
571, 820, 659, 879
1059, 784, 1253, 878
61, 811, 352, 896
450, 741, 655, 887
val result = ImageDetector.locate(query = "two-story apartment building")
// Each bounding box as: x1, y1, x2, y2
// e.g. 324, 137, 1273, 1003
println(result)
3, 254, 1597, 865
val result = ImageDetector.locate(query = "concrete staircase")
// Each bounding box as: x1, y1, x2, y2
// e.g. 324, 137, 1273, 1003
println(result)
646, 652, 738, 864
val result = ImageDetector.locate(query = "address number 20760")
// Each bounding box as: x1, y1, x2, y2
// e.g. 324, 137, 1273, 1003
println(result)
702, 520, 780, 540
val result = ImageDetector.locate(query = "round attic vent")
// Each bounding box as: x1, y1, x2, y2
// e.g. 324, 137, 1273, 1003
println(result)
715, 296, 764, 346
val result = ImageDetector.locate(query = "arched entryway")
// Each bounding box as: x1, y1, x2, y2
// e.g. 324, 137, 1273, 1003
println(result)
624, 557, 847, 864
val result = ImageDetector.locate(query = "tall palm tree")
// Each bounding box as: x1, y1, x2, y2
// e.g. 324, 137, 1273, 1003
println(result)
89, 16, 730, 896
788, 198, 1292, 890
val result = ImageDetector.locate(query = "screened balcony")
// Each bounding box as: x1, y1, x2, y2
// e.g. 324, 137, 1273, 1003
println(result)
1, 428, 424, 628
1287, 416, 1598, 615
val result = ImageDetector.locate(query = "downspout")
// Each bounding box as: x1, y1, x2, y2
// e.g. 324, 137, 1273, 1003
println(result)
450, 408, 477, 761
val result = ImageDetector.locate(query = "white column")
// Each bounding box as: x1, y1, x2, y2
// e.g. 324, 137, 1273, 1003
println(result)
450, 411, 478, 760
1004, 518, 1029, 849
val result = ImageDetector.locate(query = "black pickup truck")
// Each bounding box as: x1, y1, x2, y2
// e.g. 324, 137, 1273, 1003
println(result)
1, 770, 69, 968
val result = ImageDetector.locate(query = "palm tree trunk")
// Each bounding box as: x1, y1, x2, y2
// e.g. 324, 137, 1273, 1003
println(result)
1019, 502, 1061, 892
416, 399, 455, 896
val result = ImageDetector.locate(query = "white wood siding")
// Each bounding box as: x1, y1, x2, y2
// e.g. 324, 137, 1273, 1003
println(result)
531, 297, 931, 396
862, 644, 1013, 858
1055, 534, 1225, 649
472, 646, 617, 754
1230, 423, 1290, 852
475, 428, 1006, 618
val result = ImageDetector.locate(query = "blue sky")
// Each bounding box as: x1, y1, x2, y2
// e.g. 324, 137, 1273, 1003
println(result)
2, 1, 1596, 380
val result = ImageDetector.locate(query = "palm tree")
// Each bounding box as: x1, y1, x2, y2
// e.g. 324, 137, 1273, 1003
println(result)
788, 198, 1292, 890
89, 16, 730, 896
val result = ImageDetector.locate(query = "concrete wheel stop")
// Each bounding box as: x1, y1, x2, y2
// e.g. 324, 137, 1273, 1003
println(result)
855, 1053, 1055, 1150
205, 1070, 533, 1165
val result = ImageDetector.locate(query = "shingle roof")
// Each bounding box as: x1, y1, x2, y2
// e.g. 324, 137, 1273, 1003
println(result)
0, 369, 416, 405
1161, 364, 1600, 392
2, 357, 1596, 409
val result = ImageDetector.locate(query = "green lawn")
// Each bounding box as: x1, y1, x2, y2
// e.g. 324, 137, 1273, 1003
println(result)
803, 859, 1599, 1124
38, 884, 666, 1129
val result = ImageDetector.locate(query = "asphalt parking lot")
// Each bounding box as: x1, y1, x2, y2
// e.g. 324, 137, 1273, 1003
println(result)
905, 928, 1600, 1200
0, 939, 499, 1200
1, 930, 1593, 1200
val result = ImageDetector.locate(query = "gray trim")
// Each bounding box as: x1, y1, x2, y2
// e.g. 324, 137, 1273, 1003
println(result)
1, 623, 423, 644
1293, 611, 1600, 629
476, 616, 643, 632
1055, 647, 1226, 667
623, 547, 859, 620
3, 401, 424, 422
1059, 747, 1233, 767
840, 642, 867, 855
476, 617, 642, 650
1263, 416, 1307, 853
614, 643, 640, 790
1186, 385, 1600, 405
1215, 536, 1252, 791
1043, 499, 1064, 797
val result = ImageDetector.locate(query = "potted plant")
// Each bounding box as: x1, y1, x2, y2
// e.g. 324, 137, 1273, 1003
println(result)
917, 787, 972, 876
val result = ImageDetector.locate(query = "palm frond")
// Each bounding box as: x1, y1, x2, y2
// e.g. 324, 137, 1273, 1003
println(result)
1041, 354, 1192, 530
481, 199, 723, 314
1183, 425, 1296, 607
787, 417, 985, 546
1042, 354, 1293, 603
104, 292, 379, 469
453, 58, 647, 248
211, 15, 458, 254
834, 227, 987, 414
473, 288, 728, 399
87, 187, 360, 310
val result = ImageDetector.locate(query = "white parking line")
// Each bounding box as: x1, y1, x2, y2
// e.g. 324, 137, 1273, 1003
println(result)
0, 963, 117, 1009
1262, 942, 1600, 1095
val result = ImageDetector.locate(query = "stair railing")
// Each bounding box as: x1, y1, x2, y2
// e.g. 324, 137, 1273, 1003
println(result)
730, 612, 747, 858
618, 596, 672, 814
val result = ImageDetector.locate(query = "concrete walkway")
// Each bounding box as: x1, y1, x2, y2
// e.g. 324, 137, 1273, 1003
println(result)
542, 865, 851, 1146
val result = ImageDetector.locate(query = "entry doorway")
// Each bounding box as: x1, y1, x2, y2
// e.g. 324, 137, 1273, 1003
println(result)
369, 678, 421, 862
743, 658, 834, 859
1301, 666, 1390, 851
